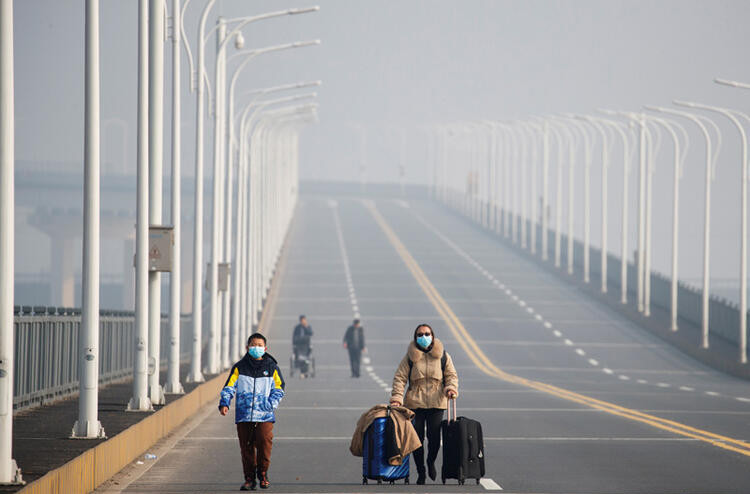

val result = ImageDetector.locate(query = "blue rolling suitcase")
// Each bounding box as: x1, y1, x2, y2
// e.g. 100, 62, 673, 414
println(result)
362, 411, 410, 485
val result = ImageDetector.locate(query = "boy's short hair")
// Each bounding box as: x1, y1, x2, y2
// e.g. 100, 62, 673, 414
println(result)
247, 333, 267, 346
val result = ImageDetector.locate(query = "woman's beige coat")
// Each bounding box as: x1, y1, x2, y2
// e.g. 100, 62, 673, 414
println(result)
390, 338, 458, 410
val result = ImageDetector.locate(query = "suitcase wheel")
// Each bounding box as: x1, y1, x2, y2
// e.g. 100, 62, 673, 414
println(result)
362, 478, 367, 485
442, 478, 446, 485
404, 478, 409, 485
377, 480, 382, 485
389, 480, 395, 485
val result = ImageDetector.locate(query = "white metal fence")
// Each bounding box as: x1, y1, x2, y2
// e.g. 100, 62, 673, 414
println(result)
12, 306, 192, 411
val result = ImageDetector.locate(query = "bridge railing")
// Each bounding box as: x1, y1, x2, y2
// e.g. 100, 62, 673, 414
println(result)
12, 306, 192, 411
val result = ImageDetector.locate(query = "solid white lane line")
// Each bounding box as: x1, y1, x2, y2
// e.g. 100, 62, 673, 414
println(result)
480, 478, 503, 490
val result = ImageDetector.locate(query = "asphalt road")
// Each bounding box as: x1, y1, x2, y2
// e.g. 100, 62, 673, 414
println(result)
117, 196, 750, 494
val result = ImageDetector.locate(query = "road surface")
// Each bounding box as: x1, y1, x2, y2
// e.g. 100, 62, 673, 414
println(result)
113, 196, 750, 493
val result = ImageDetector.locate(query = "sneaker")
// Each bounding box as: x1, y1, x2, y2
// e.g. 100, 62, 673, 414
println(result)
258, 472, 270, 489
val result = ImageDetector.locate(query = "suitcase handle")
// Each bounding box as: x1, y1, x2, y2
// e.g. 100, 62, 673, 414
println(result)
447, 397, 457, 422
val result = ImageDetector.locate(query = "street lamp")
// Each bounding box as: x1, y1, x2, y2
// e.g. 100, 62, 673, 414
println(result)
675, 100, 750, 363
597, 111, 637, 304
576, 115, 615, 293
648, 105, 722, 349
225, 82, 320, 361
563, 116, 594, 283
180, 1, 319, 379
215, 40, 319, 369
0, 0, 23, 484
73, 0, 106, 438
642, 111, 689, 330
205, 12, 319, 375
128, 0, 153, 412
230, 92, 318, 359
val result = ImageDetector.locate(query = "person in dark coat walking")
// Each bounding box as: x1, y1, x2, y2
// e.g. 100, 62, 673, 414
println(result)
343, 319, 366, 377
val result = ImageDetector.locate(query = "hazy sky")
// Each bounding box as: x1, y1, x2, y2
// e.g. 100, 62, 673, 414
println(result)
12, 0, 750, 295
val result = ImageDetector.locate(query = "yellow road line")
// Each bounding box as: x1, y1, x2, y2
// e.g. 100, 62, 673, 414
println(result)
365, 203, 750, 458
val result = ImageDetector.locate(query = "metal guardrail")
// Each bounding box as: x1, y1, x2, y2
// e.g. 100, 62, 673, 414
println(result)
12, 305, 192, 411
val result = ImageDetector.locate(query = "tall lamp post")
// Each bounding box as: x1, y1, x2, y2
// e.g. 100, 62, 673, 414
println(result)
128, 0, 153, 412
597, 111, 636, 304
205, 9, 319, 374
564, 116, 594, 283
0, 0, 22, 483
675, 100, 749, 363
642, 111, 689, 331
73, 0, 106, 438
649, 105, 722, 349
230, 91, 318, 359
165, 0, 184, 395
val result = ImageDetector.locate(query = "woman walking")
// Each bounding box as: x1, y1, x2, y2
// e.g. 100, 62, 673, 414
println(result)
390, 323, 458, 484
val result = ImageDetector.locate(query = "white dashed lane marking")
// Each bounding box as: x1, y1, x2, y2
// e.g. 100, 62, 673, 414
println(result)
408, 209, 747, 405
332, 202, 389, 393
480, 478, 503, 490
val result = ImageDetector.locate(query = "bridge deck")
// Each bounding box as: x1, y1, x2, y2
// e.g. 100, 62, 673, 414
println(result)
106, 197, 750, 493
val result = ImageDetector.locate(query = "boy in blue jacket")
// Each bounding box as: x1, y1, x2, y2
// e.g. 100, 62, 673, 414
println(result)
220, 333, 285, 490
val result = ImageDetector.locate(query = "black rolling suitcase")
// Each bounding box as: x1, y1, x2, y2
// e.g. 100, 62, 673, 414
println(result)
441, 398, 485, 485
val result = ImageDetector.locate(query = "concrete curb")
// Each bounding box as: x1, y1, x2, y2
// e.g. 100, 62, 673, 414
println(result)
16, 371, 228, 494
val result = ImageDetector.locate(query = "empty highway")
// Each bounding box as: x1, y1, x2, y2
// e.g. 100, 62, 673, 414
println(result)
111, 196, 750, 494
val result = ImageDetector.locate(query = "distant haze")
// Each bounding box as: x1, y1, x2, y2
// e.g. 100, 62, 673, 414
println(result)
11, 1, 750, 306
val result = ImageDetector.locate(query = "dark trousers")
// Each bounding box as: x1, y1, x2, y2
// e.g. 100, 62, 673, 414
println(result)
412, 408, 444, 473
236, 421, 274, 480
348, 348, 362, 377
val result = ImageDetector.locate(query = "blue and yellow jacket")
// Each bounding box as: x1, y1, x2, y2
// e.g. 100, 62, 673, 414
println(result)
219, 353, 285, 423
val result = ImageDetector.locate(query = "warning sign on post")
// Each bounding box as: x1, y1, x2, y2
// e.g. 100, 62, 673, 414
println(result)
149, 226, 174, 272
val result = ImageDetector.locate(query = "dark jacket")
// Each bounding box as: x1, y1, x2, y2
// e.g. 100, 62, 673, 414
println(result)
293, 323, 313, 352
343, 324, 365, 351
219, 353, 285, 423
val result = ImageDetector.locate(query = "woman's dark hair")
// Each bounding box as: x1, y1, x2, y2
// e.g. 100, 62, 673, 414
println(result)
413, 323, 435, 343
247, 333, 267, 345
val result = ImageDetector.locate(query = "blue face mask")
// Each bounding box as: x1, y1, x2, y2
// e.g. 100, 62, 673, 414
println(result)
416, 335, 433, 349
248, 346, 266, 359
